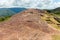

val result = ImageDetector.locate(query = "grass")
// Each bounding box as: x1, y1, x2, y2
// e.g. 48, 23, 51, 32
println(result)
41, 13, 60, 30
50, 24, 60, 30
49, 18, 59, 24
0, 16, 11, 22
52, 35, 60, 40
51, 13, 60, 18
55, 12, 60, 16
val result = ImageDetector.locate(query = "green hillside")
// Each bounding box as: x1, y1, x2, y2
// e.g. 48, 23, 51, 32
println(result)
46, 7, 60, 16
0, 9, 16, 22
0, 9, 16, 16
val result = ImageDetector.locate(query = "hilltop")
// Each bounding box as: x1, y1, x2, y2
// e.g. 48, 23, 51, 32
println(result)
0, 9, 60, 40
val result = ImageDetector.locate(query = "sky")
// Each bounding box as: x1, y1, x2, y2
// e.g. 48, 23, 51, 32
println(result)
0, 0, 60, 9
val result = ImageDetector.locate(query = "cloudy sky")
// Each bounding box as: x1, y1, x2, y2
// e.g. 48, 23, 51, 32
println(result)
0, 0, 60, 9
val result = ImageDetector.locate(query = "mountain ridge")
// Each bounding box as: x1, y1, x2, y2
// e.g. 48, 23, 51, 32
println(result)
0, 8, 26, 17
0, 9, 60, 40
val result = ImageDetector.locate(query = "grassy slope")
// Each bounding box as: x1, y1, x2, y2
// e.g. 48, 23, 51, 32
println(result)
0, 9, 16, 22
52, 35, 60, 40
42, 13, 60, 40
41, 12, 60, 30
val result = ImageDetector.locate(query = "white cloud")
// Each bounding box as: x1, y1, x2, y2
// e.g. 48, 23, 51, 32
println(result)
0, 0, 15, 7
54, 2, 60, 7
0, 0, 60, 9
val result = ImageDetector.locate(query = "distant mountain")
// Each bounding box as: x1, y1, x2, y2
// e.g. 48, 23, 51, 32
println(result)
9, 8, 26, 13
46, 7, 60, 13
0, 8, 15, 17
0, 8, 26, 17
53, 7, 60, 11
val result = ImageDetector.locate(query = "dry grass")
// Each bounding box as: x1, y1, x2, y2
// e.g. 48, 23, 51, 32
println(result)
52, 35, 60, 40
41, 13, 60, 30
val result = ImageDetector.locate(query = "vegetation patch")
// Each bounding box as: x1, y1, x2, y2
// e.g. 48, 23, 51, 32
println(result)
0, 16, 11, 22
41, 12, 60, 30
54, 12, 60, 16
52, 35, 60, 40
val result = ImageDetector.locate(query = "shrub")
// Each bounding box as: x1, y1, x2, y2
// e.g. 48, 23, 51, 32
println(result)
0, 16, 11, 22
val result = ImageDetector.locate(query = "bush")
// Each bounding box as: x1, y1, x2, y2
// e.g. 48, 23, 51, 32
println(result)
0, 16, 11, 22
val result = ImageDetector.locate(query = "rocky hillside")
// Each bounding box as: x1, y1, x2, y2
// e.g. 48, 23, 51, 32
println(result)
0, 9, 60, 40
